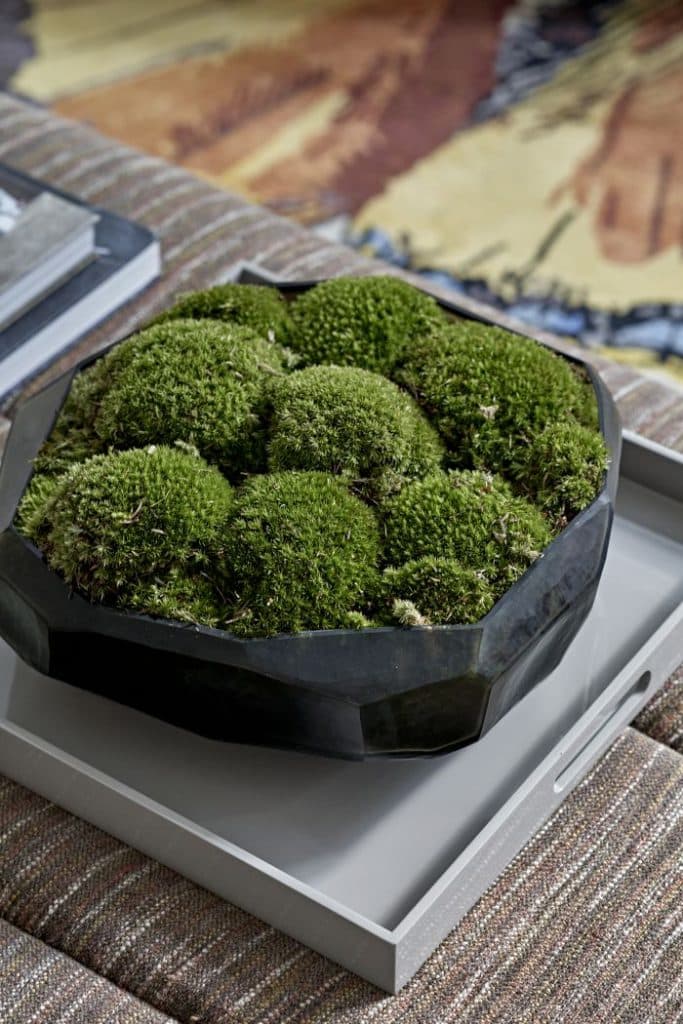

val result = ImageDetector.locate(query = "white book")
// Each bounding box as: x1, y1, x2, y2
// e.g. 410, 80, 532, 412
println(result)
0, 192, 99, 330
0, 164, 160, 401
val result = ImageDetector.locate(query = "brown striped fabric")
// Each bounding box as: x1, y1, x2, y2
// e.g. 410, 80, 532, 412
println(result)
635, 666, 683, 754
0, 729, 682, 1023
0, 919, 177, 1024
0, 92, 683, 1022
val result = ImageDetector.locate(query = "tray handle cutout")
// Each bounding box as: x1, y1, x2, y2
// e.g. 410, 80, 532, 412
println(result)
554, 670, 651, 794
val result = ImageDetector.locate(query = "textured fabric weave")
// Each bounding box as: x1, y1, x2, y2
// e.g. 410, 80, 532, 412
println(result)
0, 919, 177, 1024
635, 666, 683, 754
0, 729, 681, 1023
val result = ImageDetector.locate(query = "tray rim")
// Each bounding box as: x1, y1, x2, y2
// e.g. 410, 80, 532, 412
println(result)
0, 431, 681, 992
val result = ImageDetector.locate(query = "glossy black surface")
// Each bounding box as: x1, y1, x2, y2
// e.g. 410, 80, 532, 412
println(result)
0, 282, 621, 759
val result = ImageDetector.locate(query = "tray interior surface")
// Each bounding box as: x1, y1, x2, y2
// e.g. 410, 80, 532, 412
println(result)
0, 472, 681, 932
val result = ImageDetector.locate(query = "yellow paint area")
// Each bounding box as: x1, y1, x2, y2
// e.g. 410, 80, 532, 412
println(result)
218, 91, 349, 196
12, 0, 355, 101
355, 1, 683, 311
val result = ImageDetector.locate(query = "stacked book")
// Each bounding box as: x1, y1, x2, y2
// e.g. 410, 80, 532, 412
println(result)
0, 164, 160, 400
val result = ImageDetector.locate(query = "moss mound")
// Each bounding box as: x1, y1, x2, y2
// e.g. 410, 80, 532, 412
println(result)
289, 275, 445, 373
93, 319, 288, 474
38, 446, 233, 606
34, 357, 119, 476
125, 567, 224, 627
382, 470, 552, 591
398, 320, 593, 475
381, 557, 495, 626
267, 365, 444, 500
513, 422, 609, 525
226, 471, 380, 637
15, 472, 62, 548
152, 282, 294, 346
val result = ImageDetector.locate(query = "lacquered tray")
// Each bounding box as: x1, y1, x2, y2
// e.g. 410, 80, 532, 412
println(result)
0, 429, 680, 992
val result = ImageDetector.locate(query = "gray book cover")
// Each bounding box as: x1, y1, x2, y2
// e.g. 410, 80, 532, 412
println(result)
0, 163, 160, 401
0, 192, 98, 328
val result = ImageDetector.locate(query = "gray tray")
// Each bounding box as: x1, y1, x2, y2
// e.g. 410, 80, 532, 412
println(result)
0, 430, 681, 992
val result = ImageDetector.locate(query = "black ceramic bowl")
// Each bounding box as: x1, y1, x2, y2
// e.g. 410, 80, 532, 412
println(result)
0, 277, 621, 759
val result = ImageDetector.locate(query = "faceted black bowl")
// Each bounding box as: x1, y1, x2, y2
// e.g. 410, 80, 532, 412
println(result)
0, 279, 621, 759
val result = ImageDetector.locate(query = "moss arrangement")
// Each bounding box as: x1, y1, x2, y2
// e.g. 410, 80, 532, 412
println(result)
16, 276, 609, 637
93, 319, 290, 474
397, 319, 598, 475
28, 446, 232, 613
382, 470, 553, 594
225, 471, 380, 637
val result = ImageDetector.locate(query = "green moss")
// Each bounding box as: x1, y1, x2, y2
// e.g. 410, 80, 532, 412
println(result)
381, 557, 495, 626
93, 319, 289, 474
288, 276, 445, 374
225, 471, 380, 637
151, 282, 294, 346
267, 365, 444, 500
14, 472, 63, 547
39, 446, 233, 605
344, 610, 377, 630
382, 470, 552, 590
33, 357, 119, 476
124, 567, 224, 627
575, 372, 600, 431
397, 320, 593, 474
514, 421, 609, 525
34, 318, 202, 476
21, 278, 607, 635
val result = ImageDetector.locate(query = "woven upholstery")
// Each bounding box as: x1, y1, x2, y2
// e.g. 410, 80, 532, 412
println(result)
635, 666, 683, 754
0, 730, 682, 1023
0, 93, 682, 1021
0, 919, 177, 1024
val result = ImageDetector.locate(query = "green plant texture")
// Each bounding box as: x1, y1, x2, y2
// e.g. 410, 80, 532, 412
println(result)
94, 319, 289, 474
152, 282, 294, 347
226, 471, 380, 637
288, 275, 446, 374
36, 446, 233, 608
381, 557, 495, 626
17, 280, 609, 635
267, 365, 444, 500
513, 421, 609, 525
397, 319, 595, 476
382, 470, 552, 593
